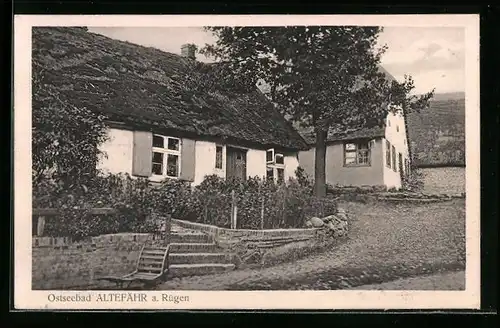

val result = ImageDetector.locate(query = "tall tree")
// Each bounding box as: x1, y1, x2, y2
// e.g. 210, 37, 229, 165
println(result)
201, 26, 434, 196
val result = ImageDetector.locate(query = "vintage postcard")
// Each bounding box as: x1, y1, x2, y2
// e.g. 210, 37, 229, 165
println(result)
14, 14, 480, 310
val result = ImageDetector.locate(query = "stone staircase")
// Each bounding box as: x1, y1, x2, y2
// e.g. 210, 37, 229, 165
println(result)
165, 225, 235, 278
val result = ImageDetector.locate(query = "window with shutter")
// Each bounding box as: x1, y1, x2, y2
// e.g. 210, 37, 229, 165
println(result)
151, 134, 181, 178
132, 131, 153, 177
386, 140, 392, 168
392, 145, 397, 172
179, 138, 196, 182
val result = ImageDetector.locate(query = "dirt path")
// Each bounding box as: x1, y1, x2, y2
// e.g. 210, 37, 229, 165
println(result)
350, 270, 465, 290
157, 199, 465, 290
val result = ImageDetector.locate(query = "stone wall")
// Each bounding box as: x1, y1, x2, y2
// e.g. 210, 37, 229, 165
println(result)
173, 213, 349, 269
32, 233, 157, 290
420, 167, 465, 195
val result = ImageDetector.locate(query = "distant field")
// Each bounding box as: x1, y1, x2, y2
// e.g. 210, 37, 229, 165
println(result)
407, 92, 465, 167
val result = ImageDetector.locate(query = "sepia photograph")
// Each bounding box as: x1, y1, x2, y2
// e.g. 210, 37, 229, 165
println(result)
14, 14, 480, 310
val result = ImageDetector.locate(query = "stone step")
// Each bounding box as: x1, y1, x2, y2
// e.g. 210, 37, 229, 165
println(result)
142, 248, 167, 256
169, 233, 210, 243
169, 252, 227, 265
168, 263, 235, 277
169, 242, 218, 253
138, 257, 164, 266
140, 254, 165, 261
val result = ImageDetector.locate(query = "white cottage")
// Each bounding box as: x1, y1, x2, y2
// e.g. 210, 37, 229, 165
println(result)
295, 67, 412, 190
33, 27, 308, 186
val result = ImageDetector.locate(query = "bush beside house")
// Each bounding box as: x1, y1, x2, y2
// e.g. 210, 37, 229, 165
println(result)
33, 168, 338, 239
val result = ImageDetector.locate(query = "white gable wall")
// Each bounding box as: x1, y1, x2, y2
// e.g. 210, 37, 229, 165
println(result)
383, 110, 410, 189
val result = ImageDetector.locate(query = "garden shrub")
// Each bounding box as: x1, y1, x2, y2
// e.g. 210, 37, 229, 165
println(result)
401, 163, 425, 192
33, 168, 339, 237
33, 173, 191, 240
187, 172, 337, 229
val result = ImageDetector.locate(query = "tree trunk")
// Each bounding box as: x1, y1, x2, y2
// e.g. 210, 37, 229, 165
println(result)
313, 128, 328, 197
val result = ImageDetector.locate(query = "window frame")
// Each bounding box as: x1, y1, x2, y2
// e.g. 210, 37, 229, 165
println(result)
404, 158, 410, 174
266, 149, 286, 183
151, 134, 182, 179
391, 145, 397, 172
343, 141, 371, 167
385, 140, 392, 168
215, 144, 224, 170
266, 148, 275, 164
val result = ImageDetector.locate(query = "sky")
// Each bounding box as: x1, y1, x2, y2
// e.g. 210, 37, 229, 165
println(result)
89, 26, 465, 95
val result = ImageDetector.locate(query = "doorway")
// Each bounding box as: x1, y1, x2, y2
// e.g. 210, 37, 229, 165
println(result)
226, 147, 247, 181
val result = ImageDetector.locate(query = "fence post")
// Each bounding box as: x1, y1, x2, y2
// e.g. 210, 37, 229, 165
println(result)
281, 186, 287, 227
231, 190, 238, 229
36, 216, 45, 236
164, 214, 172, 246
204, 201, 208, 224
260, 196, 265, 230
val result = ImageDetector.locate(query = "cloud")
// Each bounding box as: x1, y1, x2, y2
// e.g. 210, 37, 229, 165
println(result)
89, 26, 465, 94
378, 27, 465, 93
390, 68, 464, 95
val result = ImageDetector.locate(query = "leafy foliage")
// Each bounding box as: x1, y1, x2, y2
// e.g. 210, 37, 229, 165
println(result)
401, 163, 425, 192
32, 62, 109, 187
34, 172, 332, 238
33, 174, 191, 240
188, 173, 337, 229
201, 26, 435, 196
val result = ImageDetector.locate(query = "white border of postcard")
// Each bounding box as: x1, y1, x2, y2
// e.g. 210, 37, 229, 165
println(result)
14, 14, 480, 310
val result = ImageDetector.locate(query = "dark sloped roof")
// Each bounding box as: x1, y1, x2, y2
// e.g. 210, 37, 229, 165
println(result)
32, 27, 308, 150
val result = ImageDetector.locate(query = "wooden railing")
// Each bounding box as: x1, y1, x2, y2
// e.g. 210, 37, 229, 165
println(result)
32, 207, 117, 237
32, 208, 171, 245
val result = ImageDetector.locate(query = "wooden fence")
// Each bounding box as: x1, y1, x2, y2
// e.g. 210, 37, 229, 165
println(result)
32, 207, 117, 237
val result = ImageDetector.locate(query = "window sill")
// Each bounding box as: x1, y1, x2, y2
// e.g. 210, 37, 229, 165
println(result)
149, 175, 180, 183
343, 164, 371, 168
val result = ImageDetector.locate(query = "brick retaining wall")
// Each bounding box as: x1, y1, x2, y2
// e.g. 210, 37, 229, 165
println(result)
32, 233, 157, 290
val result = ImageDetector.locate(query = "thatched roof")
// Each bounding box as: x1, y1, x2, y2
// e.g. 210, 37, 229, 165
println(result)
32, 27, 308, 151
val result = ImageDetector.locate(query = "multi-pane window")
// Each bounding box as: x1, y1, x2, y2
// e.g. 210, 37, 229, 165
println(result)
344, 142, 371, 166
385, 140, 392, 168
266, 148, 285, 183
215, 145, 223, 169
266, 149, 274, 163
152, 134, 181, 178
391, 145, 397, 172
